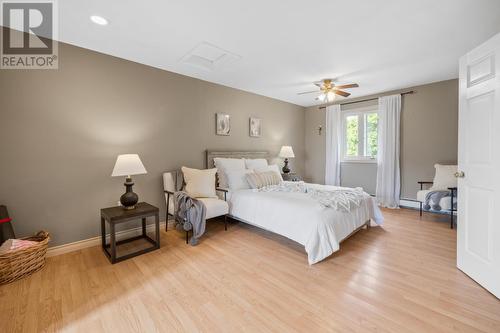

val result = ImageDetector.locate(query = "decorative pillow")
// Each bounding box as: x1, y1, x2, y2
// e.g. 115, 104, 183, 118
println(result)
430, 164, 458, 190
226, 169, 254, 190
181, 167, 217, 198
254, 164, 283, 181
244, 158, 268, 170
246, 171, 282, 189
213, 158, 246, 188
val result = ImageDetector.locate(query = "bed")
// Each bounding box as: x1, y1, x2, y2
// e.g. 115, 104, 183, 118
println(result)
206, 150, 383, 264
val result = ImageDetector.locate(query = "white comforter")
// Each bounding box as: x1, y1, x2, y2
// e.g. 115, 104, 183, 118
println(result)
228, 183, 383, 264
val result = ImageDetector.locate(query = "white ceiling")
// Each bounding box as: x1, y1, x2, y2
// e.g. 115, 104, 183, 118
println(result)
48, 1, 500, 106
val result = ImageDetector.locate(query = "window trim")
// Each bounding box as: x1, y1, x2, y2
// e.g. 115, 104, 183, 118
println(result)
340, 105, 379, 163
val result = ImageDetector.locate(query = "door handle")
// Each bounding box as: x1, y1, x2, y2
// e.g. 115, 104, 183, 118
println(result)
455, 171, 465, 178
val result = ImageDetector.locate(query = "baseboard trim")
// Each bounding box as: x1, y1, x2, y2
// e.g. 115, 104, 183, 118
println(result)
47, 220, 173, 258
399, 198, 457, 216
400, 198, 421, 209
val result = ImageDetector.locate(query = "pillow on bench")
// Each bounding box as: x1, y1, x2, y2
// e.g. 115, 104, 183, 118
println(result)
430, 164, 457, 191
181, 167, 217, 198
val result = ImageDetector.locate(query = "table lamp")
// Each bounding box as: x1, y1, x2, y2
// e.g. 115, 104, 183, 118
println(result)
111, 154, 147, 210
278, 146, 295, 174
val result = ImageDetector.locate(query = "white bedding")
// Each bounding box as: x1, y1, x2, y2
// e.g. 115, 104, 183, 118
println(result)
228, 182, 383, 264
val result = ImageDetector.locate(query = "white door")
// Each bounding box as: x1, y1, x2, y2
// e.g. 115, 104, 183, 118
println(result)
458, 32, 500, 298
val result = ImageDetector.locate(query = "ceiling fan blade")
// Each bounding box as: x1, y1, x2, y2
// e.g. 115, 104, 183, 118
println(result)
297, 90, 319, 95
334, 83, 359, 89
334, 90, 350, 97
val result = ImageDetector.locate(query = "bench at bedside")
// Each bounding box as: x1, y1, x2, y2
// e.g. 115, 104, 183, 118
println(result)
163, 171, 229, 243
417, 181, 457, 229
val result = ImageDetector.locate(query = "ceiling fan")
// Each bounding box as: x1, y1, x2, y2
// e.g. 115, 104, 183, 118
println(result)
298, 79, 359, 102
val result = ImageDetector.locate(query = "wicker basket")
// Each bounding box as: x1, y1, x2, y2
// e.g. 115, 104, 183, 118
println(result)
0, 231, 50, 285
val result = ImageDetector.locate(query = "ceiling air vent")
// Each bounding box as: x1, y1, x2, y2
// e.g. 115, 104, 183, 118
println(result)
180, 42, 241, 71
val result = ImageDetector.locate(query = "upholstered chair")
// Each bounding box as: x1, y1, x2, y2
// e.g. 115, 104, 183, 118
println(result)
162, 170, 229, 242
417, 164, 458, 228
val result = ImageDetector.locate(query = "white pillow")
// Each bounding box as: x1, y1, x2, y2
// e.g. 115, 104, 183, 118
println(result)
254, 164, 283, 181
246, 171, 282, 189
181, 167, 217, 198
430, 164, 458, 190
213, 158, 246, 188
244, 158, 268, 170
226, 169, 254, 190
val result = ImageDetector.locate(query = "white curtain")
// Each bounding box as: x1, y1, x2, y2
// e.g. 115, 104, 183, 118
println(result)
376, 94, 401, 208
325, 104, 342, 186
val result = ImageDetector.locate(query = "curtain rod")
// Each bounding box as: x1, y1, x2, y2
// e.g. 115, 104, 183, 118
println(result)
317, 90, 415, 110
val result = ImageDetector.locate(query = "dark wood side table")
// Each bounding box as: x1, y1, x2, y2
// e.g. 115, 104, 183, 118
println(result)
100, 202, 160, 264
281, 173, 302, 182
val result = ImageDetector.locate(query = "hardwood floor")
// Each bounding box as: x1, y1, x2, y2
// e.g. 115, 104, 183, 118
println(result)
1, 208, 499, 332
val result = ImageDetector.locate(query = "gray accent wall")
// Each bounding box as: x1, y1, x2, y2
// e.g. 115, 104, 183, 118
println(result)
305, 79, 458, 199
340, 163, 377, 195
0, 39, 305, 246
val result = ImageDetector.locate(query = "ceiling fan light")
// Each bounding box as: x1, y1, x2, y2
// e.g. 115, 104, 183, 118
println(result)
317, 93, 326, 102
326, 91, 336, 102
90, 15, 108, 26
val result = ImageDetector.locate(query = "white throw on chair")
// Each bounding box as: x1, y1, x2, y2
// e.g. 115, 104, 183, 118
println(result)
162, 170, 229, 235
417, 164, 458, 228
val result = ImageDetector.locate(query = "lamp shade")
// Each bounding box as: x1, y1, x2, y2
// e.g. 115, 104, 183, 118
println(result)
278, 146, 295, 158
111, 154, 147, 177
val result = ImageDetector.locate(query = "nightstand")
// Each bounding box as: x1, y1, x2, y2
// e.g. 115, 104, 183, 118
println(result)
281, 173, 302, 182
100, 202, 160, 264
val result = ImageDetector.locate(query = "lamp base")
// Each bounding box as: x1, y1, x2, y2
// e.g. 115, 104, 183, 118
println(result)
282, 158, 291, 174
120, 177, 139, 210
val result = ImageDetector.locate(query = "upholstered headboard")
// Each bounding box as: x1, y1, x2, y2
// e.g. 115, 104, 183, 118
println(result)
205, 150, 269, 168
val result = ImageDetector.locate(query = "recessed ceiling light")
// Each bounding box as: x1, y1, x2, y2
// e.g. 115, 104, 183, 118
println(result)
90, 15, 108, 26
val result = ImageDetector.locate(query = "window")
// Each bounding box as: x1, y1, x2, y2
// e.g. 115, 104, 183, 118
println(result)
341, 107, 378, 162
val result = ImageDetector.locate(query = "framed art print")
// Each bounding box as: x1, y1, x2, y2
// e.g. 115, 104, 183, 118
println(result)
249, 117, 262, 137
216, 113, 231, 136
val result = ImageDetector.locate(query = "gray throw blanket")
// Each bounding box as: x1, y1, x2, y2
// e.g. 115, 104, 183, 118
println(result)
173, 191, 206, 246
424, 190, 455, 211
